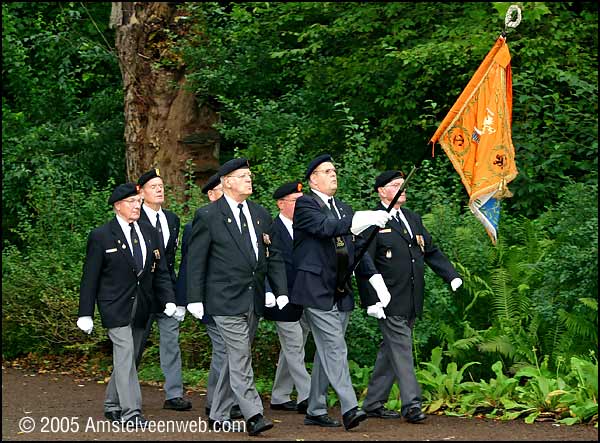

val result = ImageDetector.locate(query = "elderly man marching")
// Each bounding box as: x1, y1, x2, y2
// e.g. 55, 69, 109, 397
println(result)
77, 182, 177, 427
136, 168, 192, 412
290, 154, 394, 431
186, 158, 288, 436
358, 170, 463, 424
263, 181, 311, 414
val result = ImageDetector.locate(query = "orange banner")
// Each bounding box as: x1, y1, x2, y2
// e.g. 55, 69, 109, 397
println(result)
430, 36, 518, 244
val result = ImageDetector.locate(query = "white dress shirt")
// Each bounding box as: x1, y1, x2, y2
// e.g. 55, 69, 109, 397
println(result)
224, 193, 258, 259
116, 214, 147, 266
278, 213, 294, 239
142, 204, 170, 246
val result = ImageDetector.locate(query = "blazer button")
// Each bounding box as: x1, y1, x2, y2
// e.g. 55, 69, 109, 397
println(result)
248, 286, 253, 290
412, 259, 415, 263
408, 244, 412, 247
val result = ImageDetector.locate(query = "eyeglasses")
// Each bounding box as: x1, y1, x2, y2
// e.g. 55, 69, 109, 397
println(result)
313, 168, 337, 175
122, 198, 142, 205
227, 172, 255, 180
383, 182, 405, 188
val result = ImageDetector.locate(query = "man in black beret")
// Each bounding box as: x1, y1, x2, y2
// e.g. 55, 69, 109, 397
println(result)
263, 181, 311, 414
357, 171, 462, 423
201, 172, 223, 200
135, 168, 192, 411
290, 154, 394, 431
186, 158, 288, 436
77, 182, 177, 427
176, 172, 243, 421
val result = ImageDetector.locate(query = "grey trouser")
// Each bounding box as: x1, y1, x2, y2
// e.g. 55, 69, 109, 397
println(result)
304, 306, 357, 416
104, 325, 146, 420
210, 304, 262, 421
362, 316, 422, 416
271, 314, 311, 404
205, 321, 234, 411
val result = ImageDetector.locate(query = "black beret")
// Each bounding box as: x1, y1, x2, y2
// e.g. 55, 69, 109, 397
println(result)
137, 168, 162, 187
108, 182, 139, 205
374, 170, 405, 192
305, 154, 333, 180
201, 172, 222, 194
218, 157, 250, 177
273, 181, 303, 199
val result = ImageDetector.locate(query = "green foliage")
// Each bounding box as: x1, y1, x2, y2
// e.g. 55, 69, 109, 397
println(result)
180, 2, 597, 220
2, 2, 124, 246
414, 345, 598, 425
2, 170, 115, 358
417, 346, 480, 413
459, 360, 521, 416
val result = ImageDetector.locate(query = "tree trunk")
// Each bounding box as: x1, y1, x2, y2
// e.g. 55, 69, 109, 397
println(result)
110, 2, 219, 197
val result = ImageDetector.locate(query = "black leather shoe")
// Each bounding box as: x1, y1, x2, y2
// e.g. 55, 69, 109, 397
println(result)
296, 399, 308, 414
405, 407, 426, 423
104, 410, 121, 422
205, 407, 211, 416
304, 414, 341, 427
247, 414, 274, 436
270, 400, 298, 411
366, 406, 401, 419
230, 404, 243, 419
164, 397, 192, 411
342, 407, 367, 430
122, 414, 149, 428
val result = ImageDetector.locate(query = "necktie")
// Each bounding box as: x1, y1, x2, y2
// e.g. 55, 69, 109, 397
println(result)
328, 198, 340, 219
396, 211, 413, 238
129, 222, 144, 273
155, 213, 165, 250
238, 203, 257, 264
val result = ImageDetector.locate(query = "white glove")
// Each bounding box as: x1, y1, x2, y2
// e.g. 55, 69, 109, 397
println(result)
351, 210, 393, 235
163, 302, 176, 317
276, 295, 289, 310
450, 278, 463, 292
265, 292, 277, 308
187, 302, 204, 320
173, 306, 186, 322
367, 302, 386, 320
77, 316, 94, 334
369, 273, 391, 308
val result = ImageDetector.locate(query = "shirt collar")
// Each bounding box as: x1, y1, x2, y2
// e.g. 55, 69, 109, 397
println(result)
278, 212, 293, 231
224, 193, 246, 214
311, 188, 334, 207
142, 204, 163, 220
116, 214, 136, 233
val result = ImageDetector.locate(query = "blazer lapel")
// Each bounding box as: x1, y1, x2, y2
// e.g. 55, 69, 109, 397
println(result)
164, 211, 178, 251
110, 218, 138, 276
248, 202, 264, 266
139, 222, 157, 276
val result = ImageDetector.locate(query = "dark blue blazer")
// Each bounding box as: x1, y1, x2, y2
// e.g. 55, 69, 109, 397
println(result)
186, 197, 287, 317
79, 217, 175, 329
356, 203, 460, 319
263, 215, 303, 322
290, 191, 378, 311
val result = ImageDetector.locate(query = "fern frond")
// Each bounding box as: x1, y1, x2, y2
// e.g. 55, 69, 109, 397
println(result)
478, 334, 515, 358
